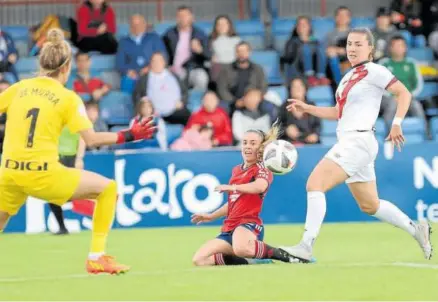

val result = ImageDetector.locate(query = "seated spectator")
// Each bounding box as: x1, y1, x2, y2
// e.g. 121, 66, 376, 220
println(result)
426, 0, 438, 55
0, 28, 18, 83
390, 0, 426, 47
216, 41, 267, 113
186, 91, 233, 146
163, 6, 210, 91
72, 52, 111, 102
373, 7, 399, 61
209, 15, 241, 81
0, 80, 10, 153
133, 52, 190, 125
379, 35, 425, 126
130, 98, 167, 150
232, 89, 271, 145
85, 101, 108, 150
117, 14, 168, 93
76, 0, 118, 54
326, 6, 351, 84
278, 77, 321, 145
280, 16, 330, 86
171, 123, 214, 151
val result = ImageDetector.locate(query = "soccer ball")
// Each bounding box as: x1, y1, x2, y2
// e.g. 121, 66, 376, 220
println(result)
263, 140, 298, 175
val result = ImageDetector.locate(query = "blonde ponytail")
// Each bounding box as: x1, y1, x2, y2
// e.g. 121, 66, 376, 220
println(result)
39, 28, 72, 77
247, 119, 282, 160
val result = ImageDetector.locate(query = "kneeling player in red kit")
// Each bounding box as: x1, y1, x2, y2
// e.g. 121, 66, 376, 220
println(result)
191, 124, 295, 266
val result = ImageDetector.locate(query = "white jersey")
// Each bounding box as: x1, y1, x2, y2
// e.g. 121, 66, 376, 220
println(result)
336, 61, 396, 133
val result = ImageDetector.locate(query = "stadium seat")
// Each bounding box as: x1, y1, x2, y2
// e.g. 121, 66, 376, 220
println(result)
70, 54, 116, 72
195, 21, 213, 35
271, 18, 296, 52
153, 22, 175, 35
267, 86, 288, 104
402, 117, 426, 143
417, 82, 438, 101
99, 91, 134, 125
407, 48, 434, 64
15, 56, 38, 74
320, 120, 337, 146
430, 117, 438, 141
251, 51, 283, 85
101, 71, 121, 90
188, 90, 204, 112
311, 18, 335, 42
166, 124, 184, 145
2, 25, 29, 42
374, 118, 387, 142
116, 23, 130, 40
426, 108, 438, 117
235, 20, 265, 50
78, 93, 92, 102
351, 17, 375, 29
15, 41, 29, 57
307, 85, 334, 106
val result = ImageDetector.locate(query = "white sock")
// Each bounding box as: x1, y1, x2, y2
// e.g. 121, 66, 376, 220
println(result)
88, 252, 104, 260
373, 199, 416, 236
302, 191, 327, 247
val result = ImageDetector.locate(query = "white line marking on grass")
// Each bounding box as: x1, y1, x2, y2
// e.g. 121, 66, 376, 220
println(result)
1, 261, 437, 284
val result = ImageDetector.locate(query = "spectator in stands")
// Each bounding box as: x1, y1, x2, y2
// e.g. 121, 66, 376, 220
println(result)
326, 6, 351, 84
85, 101, 108, 151
163, 6, 210, 91
390, 0, 426, 47
278, 77, 321, 145
0, 80, 9, 153
423, 0, 438, 55
73, 52, 111, 102
171, 123, 214, 151
133, 52, 190, 125
232, 89, 271, 145
76, 0, 118, 54
0, 28, 18, 83
186, 91, 233, 146
209, 15, 241, 82
130, 98, 167, 150
217, 41, 267, 113
280, 16, 330, 87
373, 7, 399, 61
117, 14, 168, 93
379, 35, 425, 125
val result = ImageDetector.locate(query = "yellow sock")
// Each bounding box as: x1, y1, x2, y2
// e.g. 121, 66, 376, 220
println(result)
90, 180, 117, 254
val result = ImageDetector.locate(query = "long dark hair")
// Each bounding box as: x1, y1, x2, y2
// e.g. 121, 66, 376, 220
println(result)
210, 15, 237, 41
291, 15, 313, 38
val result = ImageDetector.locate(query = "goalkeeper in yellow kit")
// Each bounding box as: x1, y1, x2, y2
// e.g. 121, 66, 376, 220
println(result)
0, 29, 155, 275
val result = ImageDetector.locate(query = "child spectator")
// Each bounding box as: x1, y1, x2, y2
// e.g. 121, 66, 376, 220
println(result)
171, 123, 214, 151
186, 91, 232, 146
72, 52, 111, 102
76, 0, 118, 54
278, 77, 321, 145
130, 97, 167, 150
281, 16, 330, 86
232, 89, 271, 145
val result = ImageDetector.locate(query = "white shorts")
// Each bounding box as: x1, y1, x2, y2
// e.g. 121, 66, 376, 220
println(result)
325, 131, 379, 183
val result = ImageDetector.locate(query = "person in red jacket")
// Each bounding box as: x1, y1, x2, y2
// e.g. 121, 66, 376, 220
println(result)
185, 91, 233, 146
76, 0, 118, 54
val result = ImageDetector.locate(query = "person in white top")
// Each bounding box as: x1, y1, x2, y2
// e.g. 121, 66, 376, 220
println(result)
280, 27, 432, 262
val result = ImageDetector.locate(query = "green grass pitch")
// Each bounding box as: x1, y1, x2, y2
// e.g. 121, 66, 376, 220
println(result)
1, 223, 438, 301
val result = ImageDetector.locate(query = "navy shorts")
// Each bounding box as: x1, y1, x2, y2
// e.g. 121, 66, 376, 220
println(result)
216, 223, 264, 245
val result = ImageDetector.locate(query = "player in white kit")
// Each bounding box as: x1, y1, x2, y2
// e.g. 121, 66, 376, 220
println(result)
281, 28, 432, 262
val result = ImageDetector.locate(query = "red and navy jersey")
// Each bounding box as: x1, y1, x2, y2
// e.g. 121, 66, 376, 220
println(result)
222, 162, 273, 232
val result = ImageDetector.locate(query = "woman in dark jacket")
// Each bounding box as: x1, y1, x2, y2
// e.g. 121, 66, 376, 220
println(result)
280, 16, 330, 87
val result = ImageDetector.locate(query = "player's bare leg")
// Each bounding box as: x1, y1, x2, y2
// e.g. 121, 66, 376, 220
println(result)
192, 239, 234, 266
233, 226, 293, 263
71, 169, 130, 274
281, 158, 348, 262
349, 181, 433, 260
0, 211, 10, 233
